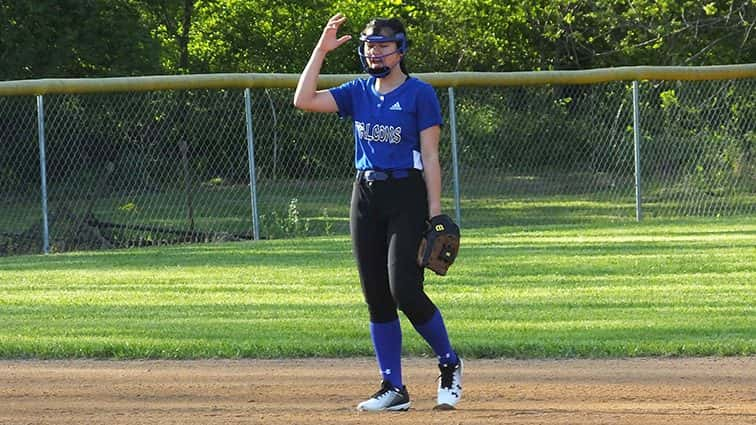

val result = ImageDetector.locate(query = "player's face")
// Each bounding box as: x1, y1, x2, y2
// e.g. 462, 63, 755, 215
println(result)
364, 41, 401, 69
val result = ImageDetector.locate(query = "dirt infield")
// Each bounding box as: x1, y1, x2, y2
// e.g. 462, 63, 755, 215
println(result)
1, 357, 754, 425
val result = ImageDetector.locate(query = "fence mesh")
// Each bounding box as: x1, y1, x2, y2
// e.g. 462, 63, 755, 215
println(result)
452, 83, 637, 226
639, 80, 755, 217
0, 77, 753, 255
1, 96, 40, 255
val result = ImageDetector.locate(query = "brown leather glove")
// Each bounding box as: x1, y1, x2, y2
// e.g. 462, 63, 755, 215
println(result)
417, 214, 460, 276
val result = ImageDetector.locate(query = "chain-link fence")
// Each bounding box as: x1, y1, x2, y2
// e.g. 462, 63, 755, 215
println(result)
1, 74, 753, 255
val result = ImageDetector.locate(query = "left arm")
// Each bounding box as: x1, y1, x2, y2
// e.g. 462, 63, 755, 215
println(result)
420, 125, 442, 218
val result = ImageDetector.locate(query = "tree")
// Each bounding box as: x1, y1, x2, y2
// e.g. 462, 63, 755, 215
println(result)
130, 0, 198, 73
526, 0, 755, 69
187, 0, 336, 74
1, 0, 752, 80
0, 0, 161, 80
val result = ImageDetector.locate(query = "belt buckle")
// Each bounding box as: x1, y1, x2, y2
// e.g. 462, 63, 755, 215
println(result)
364, 170, 389, 182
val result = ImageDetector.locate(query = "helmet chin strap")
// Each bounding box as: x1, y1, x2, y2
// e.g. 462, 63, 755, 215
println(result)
364, 51, 400, 78
367, 66, 391, 78
357, 32, 407, 78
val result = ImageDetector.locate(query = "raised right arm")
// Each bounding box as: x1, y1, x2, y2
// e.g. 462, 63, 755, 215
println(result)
293, 13, 352, 112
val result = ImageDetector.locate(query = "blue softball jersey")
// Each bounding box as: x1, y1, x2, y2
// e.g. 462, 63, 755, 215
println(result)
329, 76, 443, 171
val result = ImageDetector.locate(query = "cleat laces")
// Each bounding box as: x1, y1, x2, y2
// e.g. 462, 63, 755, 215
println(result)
372, 380, 397, 399
438, 363, 457, 389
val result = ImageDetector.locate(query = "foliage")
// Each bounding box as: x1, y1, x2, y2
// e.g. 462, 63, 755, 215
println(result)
521, 0, 755, 70
0, 0, 162, 80
1, 0, 753, 80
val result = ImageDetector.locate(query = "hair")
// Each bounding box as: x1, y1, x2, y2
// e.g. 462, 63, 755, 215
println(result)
362, 18, 410, 75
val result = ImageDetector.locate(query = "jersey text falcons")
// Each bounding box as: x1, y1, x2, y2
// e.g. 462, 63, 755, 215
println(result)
355, 121, 402, 144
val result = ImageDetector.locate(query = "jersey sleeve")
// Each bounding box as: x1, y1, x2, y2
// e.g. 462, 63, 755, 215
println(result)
416, 83, 443, 131
328, 80, 356, 119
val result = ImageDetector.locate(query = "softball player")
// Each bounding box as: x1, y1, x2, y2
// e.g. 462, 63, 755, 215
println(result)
293, 13, 462, 412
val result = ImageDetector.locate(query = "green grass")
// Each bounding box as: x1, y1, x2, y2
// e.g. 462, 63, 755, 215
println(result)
0, 217, 753, 359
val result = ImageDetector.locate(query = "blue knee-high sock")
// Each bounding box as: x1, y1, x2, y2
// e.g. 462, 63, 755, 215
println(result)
369, 319, 403, 388
412, 309, 459, 366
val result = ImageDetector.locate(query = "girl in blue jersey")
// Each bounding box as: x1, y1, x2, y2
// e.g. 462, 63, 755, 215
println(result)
293, 13, 462, 412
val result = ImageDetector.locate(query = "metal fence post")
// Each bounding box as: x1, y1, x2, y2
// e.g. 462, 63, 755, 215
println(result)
632, 81, 643, 222
244, 88, 260, 240
447, 87, 462, 226
36, 95, 51, 253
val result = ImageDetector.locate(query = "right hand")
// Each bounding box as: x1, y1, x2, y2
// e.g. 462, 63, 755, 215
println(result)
316, 13, 352, 53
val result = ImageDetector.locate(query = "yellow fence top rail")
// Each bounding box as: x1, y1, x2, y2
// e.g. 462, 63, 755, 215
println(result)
1, 64, 754, 96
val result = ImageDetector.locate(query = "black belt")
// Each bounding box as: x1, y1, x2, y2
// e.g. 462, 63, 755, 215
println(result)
356, 169, 419, 182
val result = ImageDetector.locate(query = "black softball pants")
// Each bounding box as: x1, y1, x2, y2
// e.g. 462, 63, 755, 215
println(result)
350, 171, 438, 325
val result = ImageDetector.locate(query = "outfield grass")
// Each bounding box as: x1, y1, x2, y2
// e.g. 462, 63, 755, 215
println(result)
0, 218, 753, 359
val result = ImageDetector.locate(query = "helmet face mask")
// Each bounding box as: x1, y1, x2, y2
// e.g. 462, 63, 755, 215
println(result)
357, 32, 407, 78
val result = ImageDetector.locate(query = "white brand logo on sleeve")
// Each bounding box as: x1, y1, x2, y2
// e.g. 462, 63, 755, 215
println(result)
389, 101, 402, 111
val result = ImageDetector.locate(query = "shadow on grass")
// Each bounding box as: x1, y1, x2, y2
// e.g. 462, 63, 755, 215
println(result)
2, 216, 754, 273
